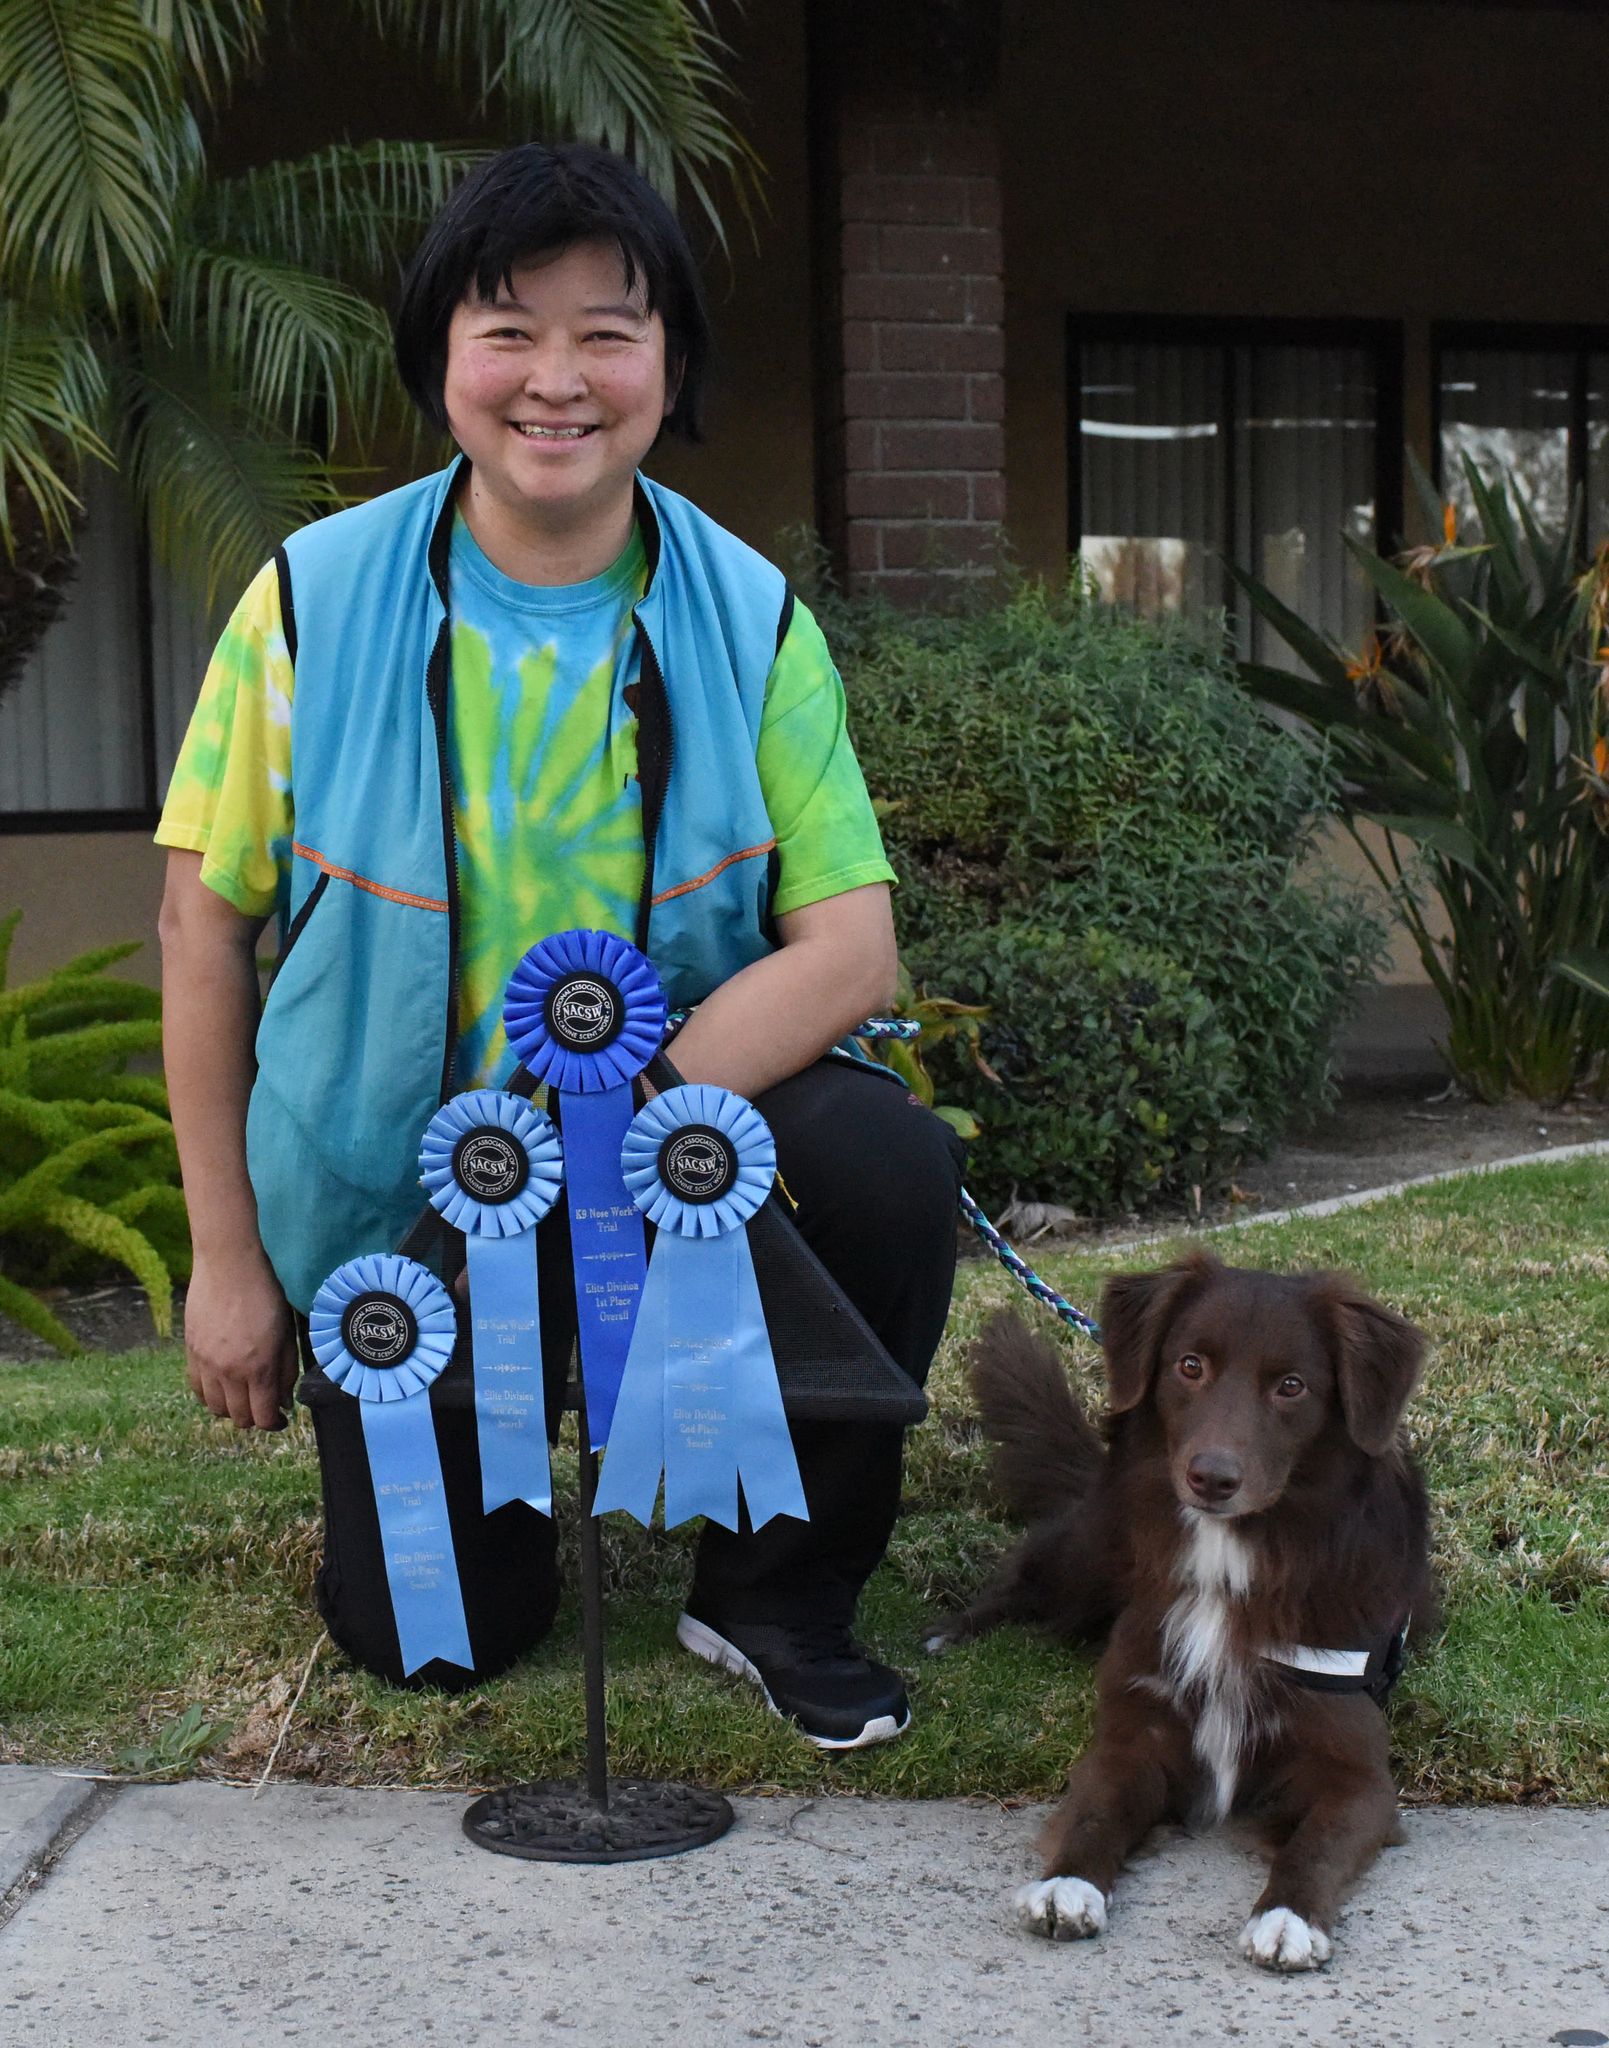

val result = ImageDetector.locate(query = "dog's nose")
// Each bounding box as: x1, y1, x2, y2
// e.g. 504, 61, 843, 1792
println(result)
1186, 1452, 1241, 1505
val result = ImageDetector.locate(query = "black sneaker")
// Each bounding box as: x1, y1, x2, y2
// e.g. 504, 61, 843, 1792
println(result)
676, 1608, 911, 1750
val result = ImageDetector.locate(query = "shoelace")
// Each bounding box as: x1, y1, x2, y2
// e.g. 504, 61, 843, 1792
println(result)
781, 1619, 864, 1667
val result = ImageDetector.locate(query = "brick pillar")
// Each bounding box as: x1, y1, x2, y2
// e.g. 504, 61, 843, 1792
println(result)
810, 8, 1005, 607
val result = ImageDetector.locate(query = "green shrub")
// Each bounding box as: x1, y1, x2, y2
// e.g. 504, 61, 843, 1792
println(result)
0, 912, 189, 1352
921, 922, 1241, 1215
823, 576, 1383, 1209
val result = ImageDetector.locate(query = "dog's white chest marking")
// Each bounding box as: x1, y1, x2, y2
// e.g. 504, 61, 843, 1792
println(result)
1157, 1515, 1256, 1821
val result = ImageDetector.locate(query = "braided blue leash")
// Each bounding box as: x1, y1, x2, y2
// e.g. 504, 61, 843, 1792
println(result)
665, 1013, 1101, 1341
666, 1012, 923, 1042
958, 1186, 1102, 1342
853, 1016, 1101, 1342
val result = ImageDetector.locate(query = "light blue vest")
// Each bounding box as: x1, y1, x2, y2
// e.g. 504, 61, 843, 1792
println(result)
247, 460, 797, 1311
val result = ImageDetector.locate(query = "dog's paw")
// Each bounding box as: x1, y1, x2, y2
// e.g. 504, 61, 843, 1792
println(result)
1015, 1876, 1108, 1942
1239, 1907, 1332, 1972
922, 1631, 952, 1658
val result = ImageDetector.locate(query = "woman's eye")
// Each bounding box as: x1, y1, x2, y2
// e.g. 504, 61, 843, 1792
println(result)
1177, 1355, 1204, 1382
1275, 1375, 1307, 1399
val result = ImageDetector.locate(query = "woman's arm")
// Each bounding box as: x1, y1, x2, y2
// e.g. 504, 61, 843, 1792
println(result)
158, 850, 298, 1430
663, 882, 898, 1100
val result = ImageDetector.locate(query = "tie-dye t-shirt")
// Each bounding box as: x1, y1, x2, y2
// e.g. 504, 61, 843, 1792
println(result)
157, 517, 896, 1088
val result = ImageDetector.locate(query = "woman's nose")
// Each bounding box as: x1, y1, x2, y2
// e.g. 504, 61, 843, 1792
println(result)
523, 342, 586, 401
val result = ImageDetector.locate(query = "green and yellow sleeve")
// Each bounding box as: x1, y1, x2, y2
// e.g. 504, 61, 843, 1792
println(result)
756, 597, 897, 918
155, 561, 296, 920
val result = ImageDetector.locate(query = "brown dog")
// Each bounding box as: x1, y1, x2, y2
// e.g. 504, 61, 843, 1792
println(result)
938, 1251, 1433, 1971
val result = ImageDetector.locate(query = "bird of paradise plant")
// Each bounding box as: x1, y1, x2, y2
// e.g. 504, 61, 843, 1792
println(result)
1231, 456, 1609, 1102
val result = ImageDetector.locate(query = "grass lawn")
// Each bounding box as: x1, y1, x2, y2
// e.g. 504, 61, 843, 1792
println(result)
2, 1157, 1606, 1803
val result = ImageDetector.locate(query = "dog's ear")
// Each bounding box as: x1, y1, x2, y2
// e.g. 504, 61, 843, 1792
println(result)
1311, 1276, 1426, 1455
1100, 1252, 1220, 1413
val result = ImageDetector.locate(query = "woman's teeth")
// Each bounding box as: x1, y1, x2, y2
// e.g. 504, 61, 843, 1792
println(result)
514, 424, 594, 438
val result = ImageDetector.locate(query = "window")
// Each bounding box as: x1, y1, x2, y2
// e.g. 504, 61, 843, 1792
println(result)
1067, 318, 1402, 662
1435, 327, 1609, 552
0, 471, 217, 830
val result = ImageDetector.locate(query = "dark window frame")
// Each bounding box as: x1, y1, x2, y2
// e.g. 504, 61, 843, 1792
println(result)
1065, 312, 1405, 624
0, 519, 164, 836
1431, 319, 1609, 532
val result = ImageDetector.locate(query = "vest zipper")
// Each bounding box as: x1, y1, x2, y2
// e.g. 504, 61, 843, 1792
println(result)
426, 615, 461, 1104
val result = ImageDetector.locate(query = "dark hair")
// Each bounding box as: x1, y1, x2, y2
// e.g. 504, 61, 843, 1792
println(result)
393, 142, 710, 442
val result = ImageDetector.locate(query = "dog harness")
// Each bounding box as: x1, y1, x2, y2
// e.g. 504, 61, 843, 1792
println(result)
1262, 1615, 1410, 1709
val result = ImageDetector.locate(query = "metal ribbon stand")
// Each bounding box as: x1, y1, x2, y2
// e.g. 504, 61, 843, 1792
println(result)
461, 1059, 925, 1863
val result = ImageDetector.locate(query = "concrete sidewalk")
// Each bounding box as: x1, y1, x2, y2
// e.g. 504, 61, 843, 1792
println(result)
2, 1769, 1605, 2048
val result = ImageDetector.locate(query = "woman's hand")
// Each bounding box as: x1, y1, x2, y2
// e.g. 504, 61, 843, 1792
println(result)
184, 1246, 299, 1430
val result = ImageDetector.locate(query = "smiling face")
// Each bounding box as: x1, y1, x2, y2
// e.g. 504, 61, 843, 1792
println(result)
442, 238, 672, 577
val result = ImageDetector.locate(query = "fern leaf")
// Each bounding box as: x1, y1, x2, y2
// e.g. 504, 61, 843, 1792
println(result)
35, 1194, 173, 1332
4, 983, 164, 1035
0, 1269, 80, 1354
0, 1118, 173, 1224
27, 1019, 164, 1094
42, 937, 145, 982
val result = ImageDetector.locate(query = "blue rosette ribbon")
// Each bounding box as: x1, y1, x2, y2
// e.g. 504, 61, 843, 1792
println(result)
503, 929, 667, 1446
420, 1091, 563, 1518
308, 1254, 472, 1677
593, 1085, 808, 1533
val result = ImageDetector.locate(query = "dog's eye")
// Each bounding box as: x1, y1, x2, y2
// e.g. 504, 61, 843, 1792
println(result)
1176, 1355, 1205, 1382
1275, 1375, 1307, 1399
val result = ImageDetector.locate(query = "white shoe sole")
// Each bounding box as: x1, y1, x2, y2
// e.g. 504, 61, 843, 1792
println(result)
676, 1613, 910, 1751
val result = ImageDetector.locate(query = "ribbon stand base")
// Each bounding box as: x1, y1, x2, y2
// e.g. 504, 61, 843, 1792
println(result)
461, 1389, 735, 1865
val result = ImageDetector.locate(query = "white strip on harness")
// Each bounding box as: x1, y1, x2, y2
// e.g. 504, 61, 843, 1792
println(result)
1263, 1644, 1371, 1679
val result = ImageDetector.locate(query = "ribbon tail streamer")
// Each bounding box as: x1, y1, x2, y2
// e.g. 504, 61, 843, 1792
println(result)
465, 1230, 552, 1517
729, 1238, 808, 1531
563, 1083, 647, 1446
360, 1398, 474, 1677
660, 1231, 744, 1532
591, 1252, 673, 1526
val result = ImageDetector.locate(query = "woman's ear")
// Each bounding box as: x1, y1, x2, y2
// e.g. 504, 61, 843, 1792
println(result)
1100, 1252, 1220, 1414
1310, 1276, 1426, 1454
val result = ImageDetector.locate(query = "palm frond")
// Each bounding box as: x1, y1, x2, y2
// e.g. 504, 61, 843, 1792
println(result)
114, 347, 352, 609
194, 141, 489, 288
377, 0, 762, 243
0, 0, 197, 305
165, 242, 395, 436
140, 0, 262, 101
0, 295, 111, 546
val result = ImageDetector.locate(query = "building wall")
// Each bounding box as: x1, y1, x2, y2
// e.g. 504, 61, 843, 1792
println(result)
1000, 0, 1609, 576
12, 0, 1605, 997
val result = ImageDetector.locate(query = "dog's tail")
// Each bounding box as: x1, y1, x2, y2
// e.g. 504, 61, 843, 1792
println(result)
968, 1311, 1104, 1522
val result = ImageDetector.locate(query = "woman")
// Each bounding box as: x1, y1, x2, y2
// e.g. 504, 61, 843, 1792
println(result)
157, 143, 962, 1747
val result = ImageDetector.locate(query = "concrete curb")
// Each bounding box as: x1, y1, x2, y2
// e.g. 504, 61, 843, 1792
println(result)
0, 1769, 100, 1901
1211, 1136, 1609, 1232
1098, 1137, 1609, 1256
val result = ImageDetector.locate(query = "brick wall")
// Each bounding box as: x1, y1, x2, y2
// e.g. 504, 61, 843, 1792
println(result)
829, 105, 1006, 605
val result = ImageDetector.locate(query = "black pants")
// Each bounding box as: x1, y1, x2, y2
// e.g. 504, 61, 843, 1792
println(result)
299, 1059, 964, 1689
